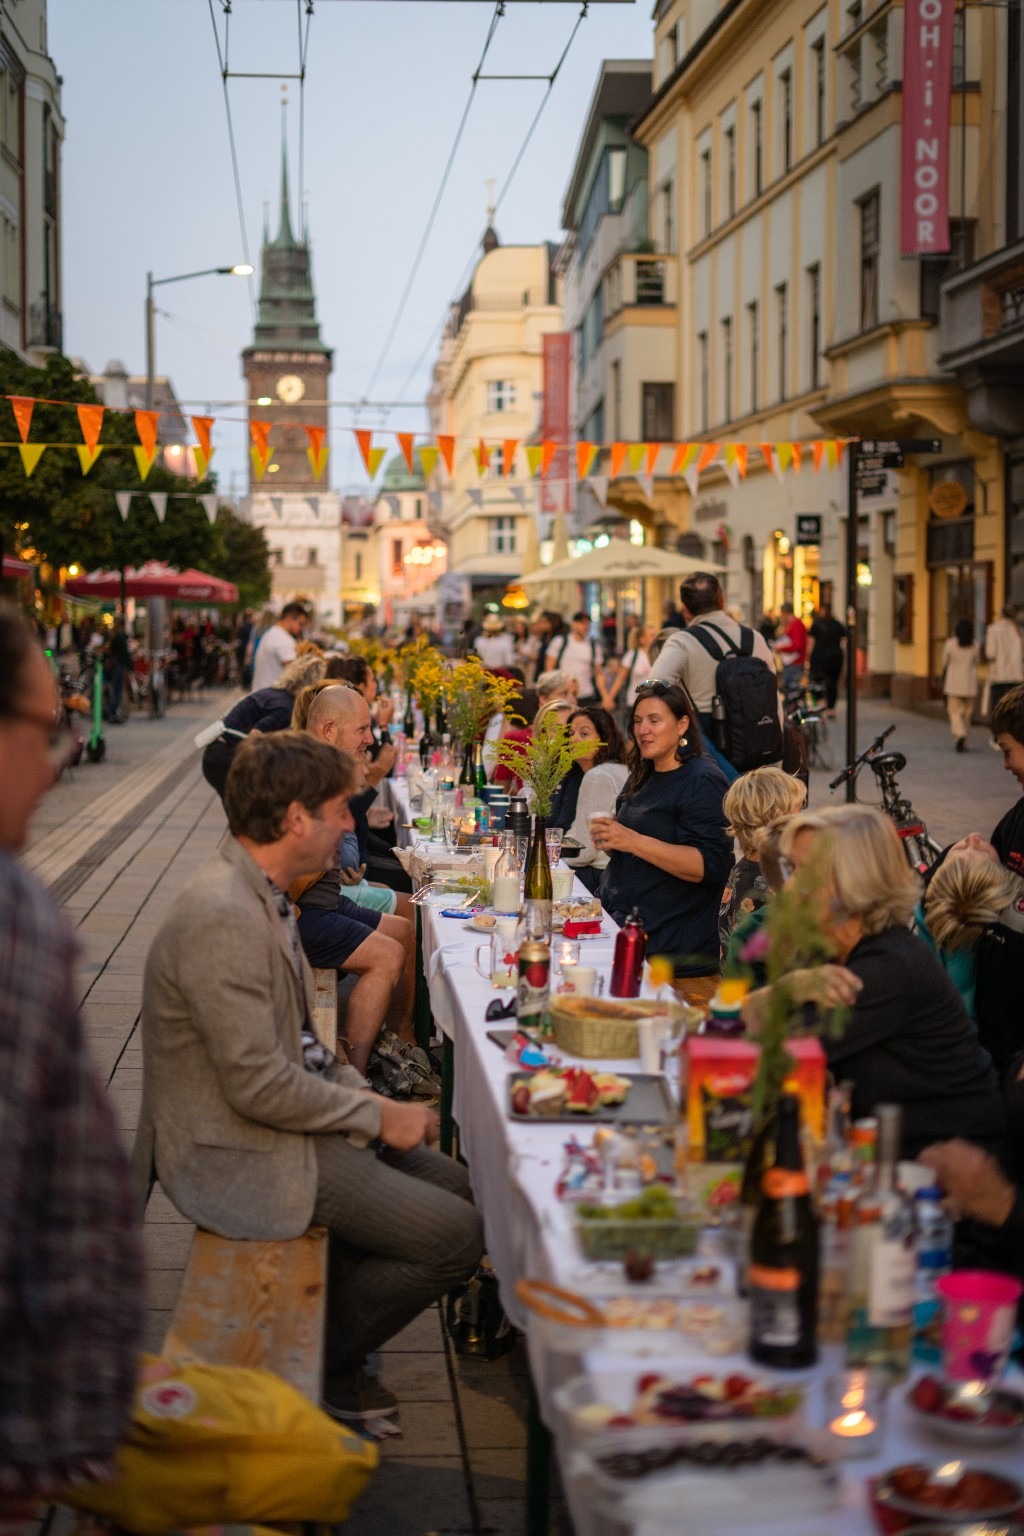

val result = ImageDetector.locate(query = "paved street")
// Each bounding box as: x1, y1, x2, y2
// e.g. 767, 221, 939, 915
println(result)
32, 689, 1017, 1536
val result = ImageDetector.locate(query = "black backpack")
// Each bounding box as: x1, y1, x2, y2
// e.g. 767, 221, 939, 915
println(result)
688, 621, 783, 772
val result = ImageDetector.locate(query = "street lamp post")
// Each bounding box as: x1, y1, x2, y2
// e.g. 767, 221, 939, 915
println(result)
144, 264, 253, 411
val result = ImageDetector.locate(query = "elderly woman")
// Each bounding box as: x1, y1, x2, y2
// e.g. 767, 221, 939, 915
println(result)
200, 651, 326, 798
561, 707, 629, 895
594, 680, 731, 986
743, 806, 1005, 1159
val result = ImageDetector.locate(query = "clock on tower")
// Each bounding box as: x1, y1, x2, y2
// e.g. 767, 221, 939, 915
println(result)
242, 138, 332, 493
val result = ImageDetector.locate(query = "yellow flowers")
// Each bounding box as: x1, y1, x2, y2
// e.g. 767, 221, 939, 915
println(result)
491, 712, 596, 818
444, 657, 522, 748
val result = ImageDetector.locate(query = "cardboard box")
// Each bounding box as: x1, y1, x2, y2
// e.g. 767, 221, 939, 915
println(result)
684, 1037, 827, 1162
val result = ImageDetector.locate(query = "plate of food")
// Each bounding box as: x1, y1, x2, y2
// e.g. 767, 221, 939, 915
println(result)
555, 1369, 805, 1447
551, 898, 603, 933
507, 1068, 674, 1123
573, 1184, 701, 1261
907, 1376, 1024, 1448
876, 1463, 1023, 1523
465, 913, 497, 933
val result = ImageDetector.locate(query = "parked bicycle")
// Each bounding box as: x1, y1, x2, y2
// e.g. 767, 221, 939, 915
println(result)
784, 679, 833, 771
829, 725, 943, 872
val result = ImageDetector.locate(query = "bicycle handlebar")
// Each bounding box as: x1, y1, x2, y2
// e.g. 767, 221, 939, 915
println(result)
828, 723, 896, 792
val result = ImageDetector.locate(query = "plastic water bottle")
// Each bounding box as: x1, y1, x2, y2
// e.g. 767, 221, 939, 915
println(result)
913, 1184, 953, 1362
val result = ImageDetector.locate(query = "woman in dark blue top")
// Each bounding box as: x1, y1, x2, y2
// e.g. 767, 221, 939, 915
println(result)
200, 653, 326, 798
595, 680, 731, 978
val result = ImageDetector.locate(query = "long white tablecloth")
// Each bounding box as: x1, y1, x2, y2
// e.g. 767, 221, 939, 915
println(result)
383, 772, 1024, 1536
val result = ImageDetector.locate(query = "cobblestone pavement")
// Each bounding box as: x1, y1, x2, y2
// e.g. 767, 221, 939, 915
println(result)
34, 690, 1018, 1536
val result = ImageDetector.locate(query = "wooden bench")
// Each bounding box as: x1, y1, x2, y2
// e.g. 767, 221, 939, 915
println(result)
159, 967, 340, 1398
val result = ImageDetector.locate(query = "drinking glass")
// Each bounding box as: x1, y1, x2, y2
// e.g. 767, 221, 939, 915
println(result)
443, 810, 461, 852
545, 827, 563, 864
475, 934, 518, 989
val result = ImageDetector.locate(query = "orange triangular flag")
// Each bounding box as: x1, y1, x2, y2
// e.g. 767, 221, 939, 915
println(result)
812, 440, 826, 473
502, 440, 518, 476
644, 444, 661, 477
18, 443, 45, 476
576, 442, 599, 479
525, 445, 543, 478
353, 428, 373, 473
437, 435, 455, 475
76, 445, 103, 476
396, 432, 416, 473
191, 415, 214, 457
367, 446, 387, 479
775, 442, 794, 473
304, 424, 326, 456
697, 442, 720, 474
610, 442, 628, 480
77, 403, 104, 451
10, 396, 34, 443
134, 446, 157, 481
474, 440, 490, 476
134, 410, 159, 457
724, 444, 749, 479
790, 443, 802, 473
418, 444, 439, 478
250, 421, 272, 457
541, 440, 558, 477
627, 443, 646, 473
306, 445, 330, 481
670, 443, 700, 475
193, 448, 216, 480
250, 446, 270, 481
759, 442, 776, 475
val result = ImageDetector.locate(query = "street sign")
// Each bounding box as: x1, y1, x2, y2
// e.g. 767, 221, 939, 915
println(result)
857, 473, 889, 497
859, 438, 942, 455
795, 514, 822, 546
857, 453, 902, 474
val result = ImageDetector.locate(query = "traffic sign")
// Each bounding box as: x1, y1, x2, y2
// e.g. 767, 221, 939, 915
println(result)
795, 514, 822, 545
858, 438, 941, 456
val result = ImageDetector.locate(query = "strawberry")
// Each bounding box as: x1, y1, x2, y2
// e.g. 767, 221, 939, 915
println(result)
636, 1373, 663, 1395
910, 1375, 942, 1414
724, 1374, 752, 1400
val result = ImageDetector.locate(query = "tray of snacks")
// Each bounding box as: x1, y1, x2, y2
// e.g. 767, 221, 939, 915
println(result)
547, 995, 675, 1060
875, 1463, 1023, 1523
554, 1368, 805, 1451
574, 1185, 701, 1261
908, 1376, 1024, 1448
515, 1277, 744, 1361
507, 1068, 673, 1122
551, 897, 602, 932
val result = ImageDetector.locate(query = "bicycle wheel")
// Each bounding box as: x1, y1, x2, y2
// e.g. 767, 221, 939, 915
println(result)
811, 713, 833, 771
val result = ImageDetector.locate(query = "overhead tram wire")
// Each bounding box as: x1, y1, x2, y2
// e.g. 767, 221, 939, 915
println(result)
394, 1, 588, 406
297, 0, 313, 229
359, 1, 505, 403
207, 0, 257, 318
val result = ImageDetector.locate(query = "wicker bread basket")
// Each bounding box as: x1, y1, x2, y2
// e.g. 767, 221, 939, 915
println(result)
548, 995, 664, 1059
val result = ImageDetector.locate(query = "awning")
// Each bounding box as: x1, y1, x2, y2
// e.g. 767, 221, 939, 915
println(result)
2, 555, 34, 579
65, 561, 239, 604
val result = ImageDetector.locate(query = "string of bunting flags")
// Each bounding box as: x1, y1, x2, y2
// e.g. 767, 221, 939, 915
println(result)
2, 395, 850, 497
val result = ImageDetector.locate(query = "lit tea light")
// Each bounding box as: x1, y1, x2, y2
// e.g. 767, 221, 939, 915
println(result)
830, 1409, 876, 1438
825, 1369, 887, 1457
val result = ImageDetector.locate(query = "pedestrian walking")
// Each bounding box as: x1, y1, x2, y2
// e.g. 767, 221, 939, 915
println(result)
473, 613, 516, 670
605, 620, 655, 729
773, 602, 808, 695
985, 604, 1024, 749
941, 616, 981, 752
807, 604, 847, 715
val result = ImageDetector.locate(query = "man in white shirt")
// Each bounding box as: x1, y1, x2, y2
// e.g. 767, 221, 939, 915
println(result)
473, 613, 516, 670
545, 611, 605, 705
986, 604, 1024, 748
251, 602, 309, 692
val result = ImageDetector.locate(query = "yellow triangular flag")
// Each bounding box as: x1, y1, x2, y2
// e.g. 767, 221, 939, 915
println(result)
250, 446, 269, 482
775, 442, 794, 473
76, 445, 103, 476
418, 444, 439, 478
826, 440, 840, 470
18, 443, 45, 477
627, 443, 646, 473
525, 445, 544, 478
193, 447, 216, 479
134, 446, 157, 481
670, 443, 701, 475
306, 445, 330, 480
473, 442, 490, 477
367, 446, 387, 479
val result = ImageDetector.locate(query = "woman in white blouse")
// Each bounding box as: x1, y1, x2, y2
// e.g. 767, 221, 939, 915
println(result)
562, 706, 629, 895
941, 617, 981, 753
605, 621, 657, 727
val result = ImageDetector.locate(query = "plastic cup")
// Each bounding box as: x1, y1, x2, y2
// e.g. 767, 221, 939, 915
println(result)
482, 845, 500, 880
551, 865, 574, 901
935, 1270, 1023, 1385
564, 965, 597, 997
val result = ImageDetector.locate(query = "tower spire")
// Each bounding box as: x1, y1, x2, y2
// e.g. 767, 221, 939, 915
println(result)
274, 84, 295, 248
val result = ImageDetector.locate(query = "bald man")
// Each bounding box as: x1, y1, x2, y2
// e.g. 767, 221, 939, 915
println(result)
298, 686, 416, 1066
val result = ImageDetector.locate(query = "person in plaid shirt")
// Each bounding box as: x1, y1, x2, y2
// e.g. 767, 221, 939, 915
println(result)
0, 604, 144, 1499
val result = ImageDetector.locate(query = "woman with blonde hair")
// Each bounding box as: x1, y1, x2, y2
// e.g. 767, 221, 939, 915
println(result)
199, 652, 327, 799
744, 806, 1005, 1158
918, 853, 1011, 1020
720, 765, 807, 957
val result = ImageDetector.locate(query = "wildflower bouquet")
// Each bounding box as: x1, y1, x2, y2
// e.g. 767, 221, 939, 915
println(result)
490, 712, 595, 817
444, 658, 522, 748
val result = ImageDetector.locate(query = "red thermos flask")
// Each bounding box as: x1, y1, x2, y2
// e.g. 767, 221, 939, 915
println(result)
610, 907, 647, 998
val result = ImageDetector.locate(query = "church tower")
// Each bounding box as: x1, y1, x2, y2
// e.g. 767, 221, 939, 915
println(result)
242, 106, 342, 623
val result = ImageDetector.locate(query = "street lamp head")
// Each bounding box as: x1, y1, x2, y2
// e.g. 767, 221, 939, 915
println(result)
231, 264, 254, 276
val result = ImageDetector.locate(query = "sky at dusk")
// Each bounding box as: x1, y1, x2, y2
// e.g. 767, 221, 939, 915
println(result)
52, 0, 653, 497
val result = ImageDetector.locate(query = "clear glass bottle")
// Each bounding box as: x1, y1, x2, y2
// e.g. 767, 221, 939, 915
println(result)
491, 832, 521, 916
844, 1103, 916, 1381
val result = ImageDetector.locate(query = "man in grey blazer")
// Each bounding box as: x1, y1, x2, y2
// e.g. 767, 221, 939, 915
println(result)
134, 731, 483, 1423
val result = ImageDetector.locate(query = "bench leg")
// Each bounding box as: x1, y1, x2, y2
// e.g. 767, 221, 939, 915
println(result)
439, 1035, 455, 1157
525, 1377, 552, 1536
413, 907, 433, 1054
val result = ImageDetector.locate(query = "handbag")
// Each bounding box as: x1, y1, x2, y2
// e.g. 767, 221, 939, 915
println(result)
62, 1355, 378, 1533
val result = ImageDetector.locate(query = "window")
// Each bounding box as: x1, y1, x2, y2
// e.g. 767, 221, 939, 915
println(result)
811, 36, 826, 147
354, 552, 363, 582
415, 496, 423, 518
697, 332, 709, 432
920, 220, 976, 320
775, 282, 788, 400
489, 517, 517, 555
778, 68, 793, 173
611, 359, 622, 440
580, 145, 627, 254
700, 147, 712, 237
721, 317, 733, 422
750, 99, 763, 197
392, 538, 404, 577
661, 179, 675, 254
642, 382, 675, 442
308, 548, 319, 566
807, 263, 821, 390
2, 215, 19, 308
747, 300, 760, 413
952, 5, 966, 86
487, 380, 516, 413
389, 498, 402, 518
859, 190, 880, 330
724, 123, 736, 218
269, 548, 283, 568
668, 23, 679, 69
579, 288, 604, 373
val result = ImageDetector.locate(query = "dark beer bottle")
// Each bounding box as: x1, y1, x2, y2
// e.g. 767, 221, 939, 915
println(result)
748, 1093, 819, 1369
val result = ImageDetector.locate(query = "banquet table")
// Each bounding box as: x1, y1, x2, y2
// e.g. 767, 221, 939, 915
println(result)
381, 770, 1024, 1536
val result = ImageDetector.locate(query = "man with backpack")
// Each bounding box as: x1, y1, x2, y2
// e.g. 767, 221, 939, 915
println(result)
649, 572, 782, 782
545, 610, 609, 707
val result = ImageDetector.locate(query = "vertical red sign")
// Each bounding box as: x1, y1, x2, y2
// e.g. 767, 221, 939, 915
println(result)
900, 0, 956, 255
541, 332, 570, 514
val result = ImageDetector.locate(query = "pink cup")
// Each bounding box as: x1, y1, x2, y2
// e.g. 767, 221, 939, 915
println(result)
935, 1270, 1023, 1385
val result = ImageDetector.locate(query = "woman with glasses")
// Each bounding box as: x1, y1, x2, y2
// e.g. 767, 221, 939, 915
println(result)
561, 707, 629, 895
592, 680, 731, 996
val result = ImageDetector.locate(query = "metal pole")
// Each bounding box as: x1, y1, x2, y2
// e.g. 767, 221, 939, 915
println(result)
145, 270, 155, 413
845, 444, 859, 802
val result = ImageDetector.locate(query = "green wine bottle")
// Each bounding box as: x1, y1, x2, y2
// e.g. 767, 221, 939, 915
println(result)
748, 1093, 820, 1369
523, 813, 553, 927
473, 741, 487, 796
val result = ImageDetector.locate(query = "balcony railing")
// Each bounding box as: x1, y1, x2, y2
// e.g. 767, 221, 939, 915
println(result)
604, 252, 677, 319
939, 235, 1024, 367
26, 301, 62, 351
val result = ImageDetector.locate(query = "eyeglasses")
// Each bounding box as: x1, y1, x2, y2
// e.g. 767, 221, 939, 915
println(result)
4, 706, 78, 769
633, 679, 670, 696
485, 995, 517, 1021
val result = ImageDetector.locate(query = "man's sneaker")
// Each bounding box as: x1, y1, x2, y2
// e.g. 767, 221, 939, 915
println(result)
322, 1369, 399, 1422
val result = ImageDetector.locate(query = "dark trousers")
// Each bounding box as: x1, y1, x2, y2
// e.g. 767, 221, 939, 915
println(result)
810, 656, 843, 711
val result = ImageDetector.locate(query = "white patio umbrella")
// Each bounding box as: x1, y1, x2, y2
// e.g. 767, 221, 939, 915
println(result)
520, 540, 725, 585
